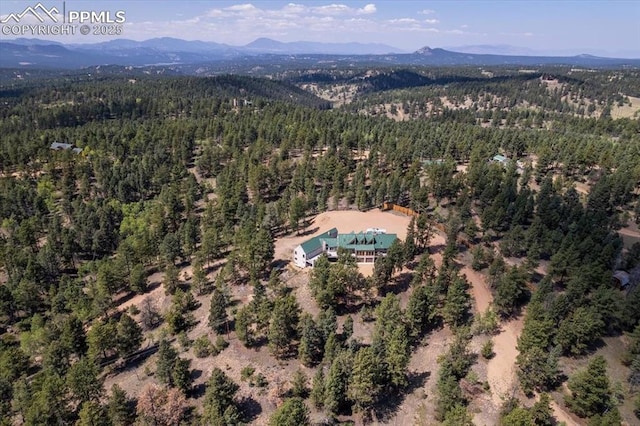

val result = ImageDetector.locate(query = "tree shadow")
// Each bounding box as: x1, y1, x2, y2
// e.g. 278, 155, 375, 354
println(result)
238, 396, 262, 423
430, 243, 446, 254
191, 368, 203, 381
372, 371, 430, 422
203, 262, 224, 275
112, 281, 161, 307
296, 226, 320, 237
190, 383, 207, 399
384, 272, 413, 296
271, 259, 290, 270
336, 296, 380, 316
110, 342, 161, 374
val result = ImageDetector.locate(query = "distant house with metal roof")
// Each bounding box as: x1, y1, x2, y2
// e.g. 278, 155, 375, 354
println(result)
50, 142, 82, 154
293, 228, 397, 268
491, 154, 508, 165
613, 270, 631, 288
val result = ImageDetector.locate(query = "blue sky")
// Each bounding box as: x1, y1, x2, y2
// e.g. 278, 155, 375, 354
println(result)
1, 0, 639, 56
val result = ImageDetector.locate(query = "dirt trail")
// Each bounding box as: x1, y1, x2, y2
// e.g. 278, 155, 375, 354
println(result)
461, 262, 580, 424
551, 400, 581, 426
461, 263, 523, 407
460, 264, 491, 313
486, 317, 523, 405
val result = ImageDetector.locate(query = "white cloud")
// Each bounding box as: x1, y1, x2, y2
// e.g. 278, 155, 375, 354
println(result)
358, 4, 377, 14
225, 3, 257, 12
389, 18, 419, 24
283, 3, 305, 13
314, 4, 351, 15
419, 9, 436, 15
111, 2, 449, 46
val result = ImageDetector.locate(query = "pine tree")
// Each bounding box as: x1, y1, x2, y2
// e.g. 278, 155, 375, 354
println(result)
234, 305, 253, 346
342, 315, 354, 341
60, 315, 87, 358
107, 384, 134, 426
208, 289, 228, 334
565, 355, 614, 418
203, 368, 240, 426
317, 307, 337, 341
76, 401, 111, 426
290, 369, 308, 398
442, 274, 471, 328
191, 255, 208, 295
385, 324, 410, 388
87, 319, 116, 362
324, 352, 352, 415
404, 216, 417, 261
66, 357, 104, 404
323, 331, 340, 364
163, 263, 180, 295
405, 285, 435, 341
442, 404, 474, 426
555, 306, 605, 356
129, 263, 147, 294
115, 313, 143, 357
155, 340, 178, 387
530, 393, 553, 426
493, 265, 530, 317
268, 294, 300, 358
516, 345, 560, 395
348, 347, 381, 413
269, 397, 310, 426
310, 368, 325, 408
172, 357, 192, 395
298, 314, 323, 367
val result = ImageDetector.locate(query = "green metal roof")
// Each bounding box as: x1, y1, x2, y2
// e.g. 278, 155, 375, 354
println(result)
299, 228, 338, 254
323, 237, 338, 247
299, 228, 396, 255
337, 232, 396, 251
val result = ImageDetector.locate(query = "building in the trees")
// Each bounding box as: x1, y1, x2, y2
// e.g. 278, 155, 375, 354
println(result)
293, 228, 397, 268
491, 154, 525, 172
491, 154, 509, 165
50, 142, 82, 154
613, 270, 630, 289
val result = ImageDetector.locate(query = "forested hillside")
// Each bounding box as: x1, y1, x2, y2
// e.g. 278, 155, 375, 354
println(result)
0, 67, 639, 425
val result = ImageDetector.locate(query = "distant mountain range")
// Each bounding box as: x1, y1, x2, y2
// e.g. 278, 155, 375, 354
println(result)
1, 37, 638, 69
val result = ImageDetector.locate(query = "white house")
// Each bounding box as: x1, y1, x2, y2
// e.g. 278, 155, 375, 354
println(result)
293, 228, 338, 268
293, 227, 397, 268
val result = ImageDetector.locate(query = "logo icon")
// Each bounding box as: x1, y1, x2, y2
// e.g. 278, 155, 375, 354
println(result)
1, 2, 60, 24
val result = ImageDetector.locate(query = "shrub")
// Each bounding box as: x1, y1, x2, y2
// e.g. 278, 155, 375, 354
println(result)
241, 366, 255, 382
481, 340, 494, 359
254, 373, 268, 388
215, 335, 229, 351
193, 336, 215, 358
473, 309, 499, 335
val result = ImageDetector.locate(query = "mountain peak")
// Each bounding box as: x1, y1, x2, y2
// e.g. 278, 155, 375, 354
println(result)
245, 38, 283, 49
415, 46, 434, 55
